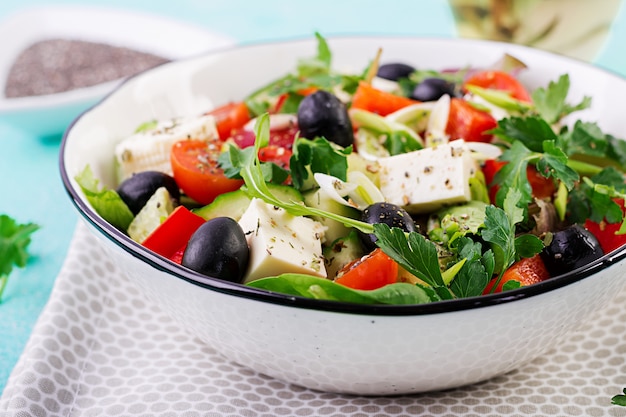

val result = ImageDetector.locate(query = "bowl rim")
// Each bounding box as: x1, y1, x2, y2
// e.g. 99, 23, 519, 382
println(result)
59, 34, 626, 316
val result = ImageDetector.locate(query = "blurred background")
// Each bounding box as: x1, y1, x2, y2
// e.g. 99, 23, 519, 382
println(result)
0, 0, 624, 393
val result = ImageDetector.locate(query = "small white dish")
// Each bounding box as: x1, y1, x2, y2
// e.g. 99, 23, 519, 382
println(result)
0, 5, 234, 137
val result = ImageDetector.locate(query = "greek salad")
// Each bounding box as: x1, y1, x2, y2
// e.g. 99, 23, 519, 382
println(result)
76, 34, 626, 305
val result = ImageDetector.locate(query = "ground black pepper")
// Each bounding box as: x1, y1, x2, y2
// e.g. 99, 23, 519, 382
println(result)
4, 38, 170, 98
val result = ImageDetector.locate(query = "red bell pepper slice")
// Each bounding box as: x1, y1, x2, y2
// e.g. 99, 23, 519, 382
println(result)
141, 206, 206, 260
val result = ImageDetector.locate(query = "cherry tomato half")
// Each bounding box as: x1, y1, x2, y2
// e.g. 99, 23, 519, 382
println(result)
231, 124, 299, 150
206, 102, 251, 140
446, 98, 498, 143
464, 70, 532, 102
334, 248, 399, 291
170, 139, 244, 205
584, 198, 626, 253
483, 254, 550, 294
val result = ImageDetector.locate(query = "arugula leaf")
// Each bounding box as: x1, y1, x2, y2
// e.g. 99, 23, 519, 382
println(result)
531, 74, 591, 123
289, 137, 352, 190
247, 273, 439, 305
218, 145, 290, 184
0, 214, 39, 302
74, 165, 134, 231
297, 32, 331, 77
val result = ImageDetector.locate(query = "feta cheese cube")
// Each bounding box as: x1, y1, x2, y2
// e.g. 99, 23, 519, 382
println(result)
238, 198, 327, 283
378, 140, 477, 214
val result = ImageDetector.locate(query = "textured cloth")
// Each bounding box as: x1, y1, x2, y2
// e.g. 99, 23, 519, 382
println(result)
2, 222, 626, 417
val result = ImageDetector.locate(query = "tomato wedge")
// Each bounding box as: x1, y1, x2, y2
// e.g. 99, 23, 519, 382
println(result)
351, 81, 419, 116
206, 102, 251, 140
170, 139, 244, 205
334, 248, 398, 290
483, 254, 550, 294
464, 70, 532, 102
446, 98, 497, 143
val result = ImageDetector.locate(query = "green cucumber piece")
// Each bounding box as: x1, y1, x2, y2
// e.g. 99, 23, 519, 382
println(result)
194, 183, 303, 221
323, 230, 365, 279
127, 187, 174, 243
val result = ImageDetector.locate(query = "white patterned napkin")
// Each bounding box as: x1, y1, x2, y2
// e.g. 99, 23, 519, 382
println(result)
2, 222, 626, 417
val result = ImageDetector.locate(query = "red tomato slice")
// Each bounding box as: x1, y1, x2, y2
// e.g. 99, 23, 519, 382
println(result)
584, 198, 626, 253
170, 139, 244, 205
351, 81, 419, 116
446, 98, 498, 143
231, 124, 299, 150
334, 248, 398, 291
482, 159, 556, 204
483, 254, 550, 294
206, 102, 251, 140
464, 70, 532, 102
258, 145, 292, 170
142, 206, 206, 259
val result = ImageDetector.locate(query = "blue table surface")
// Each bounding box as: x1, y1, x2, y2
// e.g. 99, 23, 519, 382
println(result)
1, 0, 625, 395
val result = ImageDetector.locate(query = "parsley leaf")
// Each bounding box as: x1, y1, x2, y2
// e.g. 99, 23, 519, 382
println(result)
490, 116, 557, 152
482, 189, 543, 283
289, 137, 352, 190
612, 388, 626, 407
449, 237, 494, 298
0, 214, 40, 302
297, 32, 331, 77
372, 223, 446, 289
567, 167, 626, 224
531, 74, 591, 124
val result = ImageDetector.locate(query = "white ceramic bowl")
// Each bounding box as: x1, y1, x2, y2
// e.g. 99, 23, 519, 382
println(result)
60, 36, 626, 395
0, 5, 233, 137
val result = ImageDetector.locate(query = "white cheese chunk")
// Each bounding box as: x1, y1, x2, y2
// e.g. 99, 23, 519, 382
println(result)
238, 198, 327, 283
114, 114, 219, 181
378, 139, 478, 214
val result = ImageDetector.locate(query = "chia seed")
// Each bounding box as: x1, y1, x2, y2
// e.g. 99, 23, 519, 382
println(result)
4, 38, 170, 98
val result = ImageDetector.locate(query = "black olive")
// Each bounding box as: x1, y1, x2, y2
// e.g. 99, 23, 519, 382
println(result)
297, 90, 354, 147
358, 202, 418, 251
182, 217, 249, 283
377, 63, 415, 81
116, 171, 180, 215
411, 78, 456, 101
540, 224, 604, 276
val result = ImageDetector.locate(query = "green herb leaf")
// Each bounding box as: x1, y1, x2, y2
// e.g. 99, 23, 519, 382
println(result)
482, 189, 523, 274
218, 144, 290, 184
611, 388, 626, 407
372, 223, 446, 289
297, 32, 331, 77
531, 74, 591, 123
0, 214, 40, 302
289, 137, 352, 190
537, 140, 579, 190
247, 273, 439, 304
74, 165, 134, 231
449, 237, 493, 298
491, 116, 557, 152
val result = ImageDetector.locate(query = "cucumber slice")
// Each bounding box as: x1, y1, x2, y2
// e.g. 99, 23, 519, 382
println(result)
323, 230, 365, 279
127, 187, 174, 243
194, 183, 304, 221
